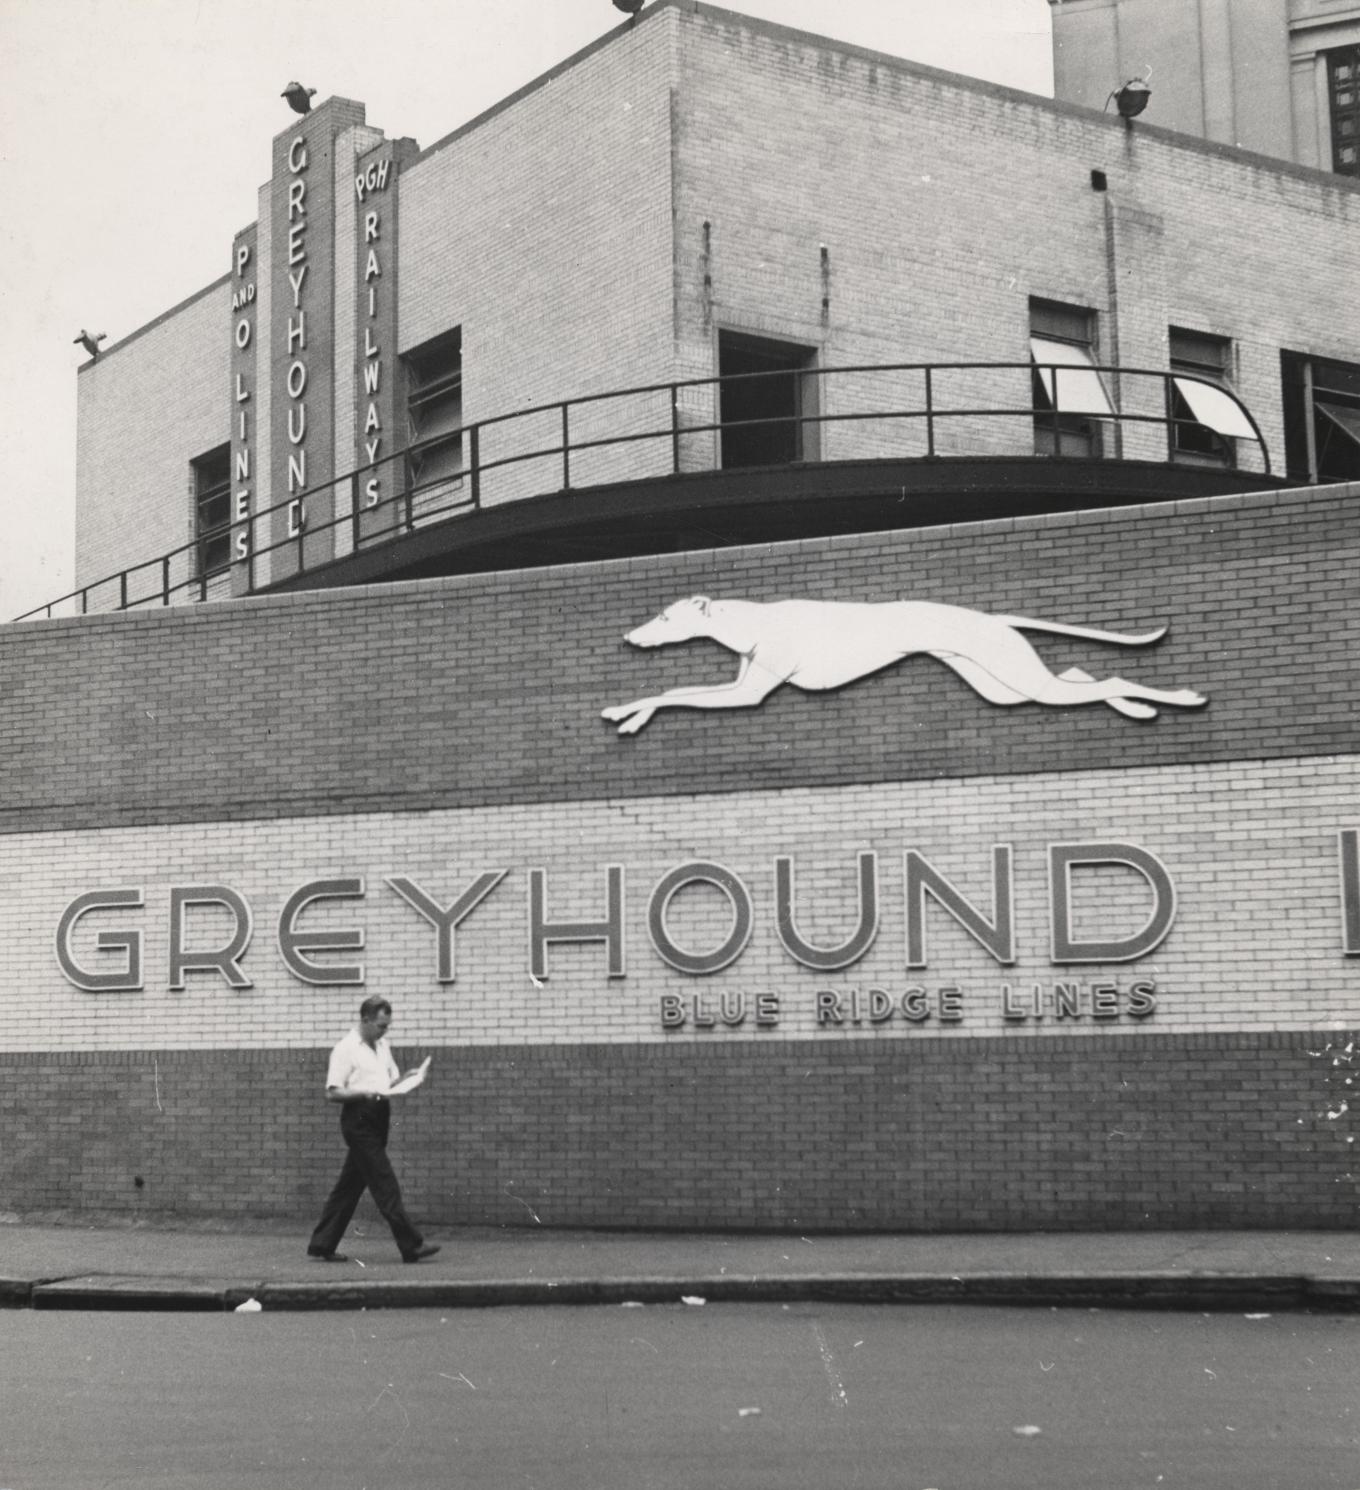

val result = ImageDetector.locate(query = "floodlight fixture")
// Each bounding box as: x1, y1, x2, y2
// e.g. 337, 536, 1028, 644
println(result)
1110, 78, 1151, 119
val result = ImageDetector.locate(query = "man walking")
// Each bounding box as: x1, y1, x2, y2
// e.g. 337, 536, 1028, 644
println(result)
307, 996, 440, 1264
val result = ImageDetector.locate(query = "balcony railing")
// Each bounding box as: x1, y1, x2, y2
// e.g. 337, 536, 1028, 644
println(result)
15, 360, 1270, 621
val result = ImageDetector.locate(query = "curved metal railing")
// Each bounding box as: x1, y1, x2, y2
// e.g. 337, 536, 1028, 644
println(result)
14, 360, 1269, 621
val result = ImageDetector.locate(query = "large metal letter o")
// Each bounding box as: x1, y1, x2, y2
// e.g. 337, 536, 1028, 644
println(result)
648, 862, 753, 976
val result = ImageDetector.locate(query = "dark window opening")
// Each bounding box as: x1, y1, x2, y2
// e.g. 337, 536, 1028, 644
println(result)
718, 331, 818, 468
404, 327, 463, 493
1029, 299, 1109, 458
192, 445, 231, 577
1328, 46, 1360, 176
1281, 351, 1360, 483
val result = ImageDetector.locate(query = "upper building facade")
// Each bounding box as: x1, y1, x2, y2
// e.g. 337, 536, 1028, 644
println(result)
60, 0, 1360, 620
1050, 0, 1360, 175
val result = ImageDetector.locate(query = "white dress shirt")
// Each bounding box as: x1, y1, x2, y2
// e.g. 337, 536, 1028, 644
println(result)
325, 1028, 399, 1096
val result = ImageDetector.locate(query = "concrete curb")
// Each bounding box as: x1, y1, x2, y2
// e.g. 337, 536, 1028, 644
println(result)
31, 1275, 256, 1312
0, 1276, 40, 1308
12, 1271, 1360, 1313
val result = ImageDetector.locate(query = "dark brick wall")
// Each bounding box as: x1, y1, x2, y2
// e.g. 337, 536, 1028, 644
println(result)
3, 1033, 1355, 1230
1, 486, 1357, 836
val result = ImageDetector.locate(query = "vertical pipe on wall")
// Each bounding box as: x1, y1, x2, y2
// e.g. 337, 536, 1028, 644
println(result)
925, 365, 935, 458
670, 385, 681, 474
1101, 193, 1124, 462
701, 220, 713, 329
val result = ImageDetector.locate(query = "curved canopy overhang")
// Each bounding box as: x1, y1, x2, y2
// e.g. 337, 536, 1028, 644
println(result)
261, 455, 1291, 594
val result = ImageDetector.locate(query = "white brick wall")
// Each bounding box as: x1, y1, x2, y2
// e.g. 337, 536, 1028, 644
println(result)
672, 8, 1360, 474
6, 752, 1355, 1051
398, 8, 682, 504
75, 282, 229, 602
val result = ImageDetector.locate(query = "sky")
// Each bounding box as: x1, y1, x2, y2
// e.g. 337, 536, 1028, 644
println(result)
0, 0, 1054, 622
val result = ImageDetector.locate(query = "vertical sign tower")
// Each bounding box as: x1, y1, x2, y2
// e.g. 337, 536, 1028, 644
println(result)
353, 136, 416, 543
229, 224, 258, 594
267, 98, 366, 578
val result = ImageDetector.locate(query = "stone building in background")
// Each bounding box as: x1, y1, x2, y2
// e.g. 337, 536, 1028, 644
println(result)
1050, 0, 1360, 176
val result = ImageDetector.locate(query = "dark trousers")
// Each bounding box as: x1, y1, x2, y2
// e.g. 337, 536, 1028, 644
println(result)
308, 1099, 423, 1257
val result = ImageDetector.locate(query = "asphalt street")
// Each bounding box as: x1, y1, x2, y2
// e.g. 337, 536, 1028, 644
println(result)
2, 1302, 1357, 1490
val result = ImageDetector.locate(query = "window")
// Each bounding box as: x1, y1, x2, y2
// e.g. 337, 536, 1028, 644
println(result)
404, 328, 463, 495
1328, 46, 1360, 176
1281, 351, 1360, 483
191, 445, 230, 577
718, 331, 819, 468
1166, 328, 1255, 467
1029, 299, 1111, 457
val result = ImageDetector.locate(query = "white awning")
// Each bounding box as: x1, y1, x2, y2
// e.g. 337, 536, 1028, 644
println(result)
1317, 400, 1360, 449
1173, 376, 1257, 440
1030, 336, 1114, 416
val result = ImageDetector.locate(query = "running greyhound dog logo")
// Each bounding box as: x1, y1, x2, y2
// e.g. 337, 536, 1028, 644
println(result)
601, 595, 1207, 735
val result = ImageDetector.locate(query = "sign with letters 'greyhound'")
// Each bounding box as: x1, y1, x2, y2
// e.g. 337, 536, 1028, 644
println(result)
601, 596, 1207, 735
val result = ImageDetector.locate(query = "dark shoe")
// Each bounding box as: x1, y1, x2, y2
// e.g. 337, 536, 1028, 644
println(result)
307, 1249, 349, 1262
402, 1243, 441, 1264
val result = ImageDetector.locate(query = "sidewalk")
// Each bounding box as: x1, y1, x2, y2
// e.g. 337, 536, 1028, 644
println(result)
3, 1215, 1358, 1313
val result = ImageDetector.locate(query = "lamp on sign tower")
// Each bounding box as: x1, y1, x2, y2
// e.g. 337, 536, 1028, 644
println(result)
282, 81, 317, 115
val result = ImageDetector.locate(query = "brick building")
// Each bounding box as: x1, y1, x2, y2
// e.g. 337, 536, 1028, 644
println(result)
4, 0, 1358, 1231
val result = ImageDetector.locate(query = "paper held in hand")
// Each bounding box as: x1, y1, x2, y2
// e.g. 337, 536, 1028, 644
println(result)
389, 1057, 432, 1096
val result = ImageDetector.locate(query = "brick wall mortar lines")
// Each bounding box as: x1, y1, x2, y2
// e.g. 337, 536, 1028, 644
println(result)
7, 484, 1358, 833
1, 1030, 1354, 1229
669, 7, 1358, 477
75, 285, 229, 599
397, 14, 679, 504
1, 753, 1354, 1052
